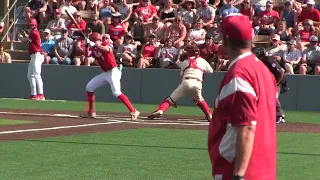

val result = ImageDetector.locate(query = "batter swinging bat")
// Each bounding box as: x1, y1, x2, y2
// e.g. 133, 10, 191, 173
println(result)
64, 9, 87, 38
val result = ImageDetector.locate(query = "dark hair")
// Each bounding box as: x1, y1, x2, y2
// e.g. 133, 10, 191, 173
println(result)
252, 46, 266, 59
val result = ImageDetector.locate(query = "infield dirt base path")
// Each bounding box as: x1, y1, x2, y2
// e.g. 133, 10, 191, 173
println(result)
0, 109, 319, 141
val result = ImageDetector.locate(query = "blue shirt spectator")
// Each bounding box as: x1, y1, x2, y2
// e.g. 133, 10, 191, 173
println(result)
218, 0, 239, 19
41, 29, 55, 64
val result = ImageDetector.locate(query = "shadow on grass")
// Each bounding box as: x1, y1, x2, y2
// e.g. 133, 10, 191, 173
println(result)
23, 139, 208, 151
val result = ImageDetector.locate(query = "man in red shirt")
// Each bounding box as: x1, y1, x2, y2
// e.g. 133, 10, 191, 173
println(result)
133, 0, 158, 23
298, 0, 320, 23
208, 13, 277, 180
21, 18, 45, 100
67, 11, 86, 38
80, 32, 140, 121
254, 0, 279, 35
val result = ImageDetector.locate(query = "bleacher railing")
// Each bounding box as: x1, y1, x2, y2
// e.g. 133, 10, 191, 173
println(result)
0, 0, 22, 50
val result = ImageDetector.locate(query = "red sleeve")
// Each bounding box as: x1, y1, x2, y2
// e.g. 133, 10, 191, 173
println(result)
134, 6, 141, 15
314, 10, 320, 21
79, 20, 86, 30
151, 6, 157, 15
67, 22, 72, 29
299, 10, 306, 22
273, 11, 280, 20
223, 70, 258, 126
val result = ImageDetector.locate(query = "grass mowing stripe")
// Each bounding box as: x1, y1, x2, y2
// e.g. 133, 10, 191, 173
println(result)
0, 119, 36, 125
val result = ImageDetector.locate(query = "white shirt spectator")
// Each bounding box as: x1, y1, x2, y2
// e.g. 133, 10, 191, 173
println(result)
178, 8, 197, 25
117, 43, 138, 57
196, 6, 216, 24
60, 5, 77, 17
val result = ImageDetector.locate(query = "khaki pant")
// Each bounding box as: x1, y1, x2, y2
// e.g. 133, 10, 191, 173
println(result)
170, 79, 204, 102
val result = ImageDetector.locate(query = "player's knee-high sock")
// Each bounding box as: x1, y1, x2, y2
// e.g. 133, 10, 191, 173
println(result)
117, 94, 135, 112
86, 91, 95, 112
197, 100, 212, 117
156, 99, 173, 112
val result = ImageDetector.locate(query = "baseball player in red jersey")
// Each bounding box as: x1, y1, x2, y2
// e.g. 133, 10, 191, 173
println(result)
80, 32, 140, 121
21, 18, 45, 100
148, 44, 213, 121
208, 14, 277, 180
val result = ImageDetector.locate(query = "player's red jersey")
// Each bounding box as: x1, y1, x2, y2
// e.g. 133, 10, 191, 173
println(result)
208, 52, 277, 180
107, 23, 126, 41
28, 28, 42, 55
90, 42, 118, 72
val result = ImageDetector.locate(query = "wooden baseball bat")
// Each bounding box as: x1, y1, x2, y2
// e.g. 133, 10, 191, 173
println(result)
64, 9, 87, 39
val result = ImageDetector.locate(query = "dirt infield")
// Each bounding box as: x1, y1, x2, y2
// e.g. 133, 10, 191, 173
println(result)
0, 109, 319, 141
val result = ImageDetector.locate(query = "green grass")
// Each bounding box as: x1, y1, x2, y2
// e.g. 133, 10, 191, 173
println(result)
0, 129, 319, 180
0, 99, 319, 124
0, 119, 36, 125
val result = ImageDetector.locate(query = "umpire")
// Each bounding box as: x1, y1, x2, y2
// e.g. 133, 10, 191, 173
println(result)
252, 45, 287, 124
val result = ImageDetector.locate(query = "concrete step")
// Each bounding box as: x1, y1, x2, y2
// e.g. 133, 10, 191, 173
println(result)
11, 59, 30, 63
3, 41, 29, 51
6, 50, 29, 60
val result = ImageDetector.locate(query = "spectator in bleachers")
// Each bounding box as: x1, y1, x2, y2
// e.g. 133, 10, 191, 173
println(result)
72, 0, 87, 10
155, 38, 178, 68
280, 1, 297, 29
137, 33, 158, 68
265, 34, 284, 62
116, 34, 138, 66
298, 0, 320, 23
216, 43, 229, 71
299, 35, 320, 75
97, 0, 116, 22
41, 29, 55, 64
144, 16, 165, 44
271, 19, 293, 42
86, 14, 106, 35
86, 0, 99, 11
198, 34, 218, 67
218, 0, 239, 20
178, 0, 197, 30
67, 11, 87, 37
73, 31, 86, 66
0, 43, 12, 63
106, 12, 128, 49
133, 0, 158, 23
47, 0, 59, 19
0, 22, 4, 38
24, 0, 48, 25
117, 0, 134, 29
130, 16, 146, 44
60, 0, 78, 21
51, 28, 74, 65
282, 39, 302, 74
251, 0, 267, 15
296, 19, 316, 51
196, 0, 216, 30
163, 16, 187, 48
254, 0, 279, 35
186, 19, 206, 45
159, 0, 178, 27
46, 9, 66, 41
240, 0, 255, 22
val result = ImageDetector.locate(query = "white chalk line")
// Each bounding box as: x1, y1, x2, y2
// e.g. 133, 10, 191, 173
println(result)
0, 98, 67, 102
0, 111, 208, 135
0, 121, 125, 135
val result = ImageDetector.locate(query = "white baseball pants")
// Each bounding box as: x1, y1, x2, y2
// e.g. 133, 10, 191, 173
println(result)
86, 67, 123, 97
27, 52, 44, 95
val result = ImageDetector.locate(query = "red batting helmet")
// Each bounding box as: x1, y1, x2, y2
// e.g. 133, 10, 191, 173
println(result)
90, 32, 102, 41
28, 18, 38, 27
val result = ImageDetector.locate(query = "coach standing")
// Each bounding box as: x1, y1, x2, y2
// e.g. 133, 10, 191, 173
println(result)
208, 14, 277, 180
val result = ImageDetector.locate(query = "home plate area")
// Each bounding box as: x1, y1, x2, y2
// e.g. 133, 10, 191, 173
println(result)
0, 109, 210, 141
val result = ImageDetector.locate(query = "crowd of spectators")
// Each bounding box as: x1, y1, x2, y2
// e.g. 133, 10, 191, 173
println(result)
2, 0, 320, 75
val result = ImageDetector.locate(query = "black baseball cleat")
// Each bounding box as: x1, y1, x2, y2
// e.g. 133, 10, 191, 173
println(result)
276, 116, 285, 124
147, 110, 163, 120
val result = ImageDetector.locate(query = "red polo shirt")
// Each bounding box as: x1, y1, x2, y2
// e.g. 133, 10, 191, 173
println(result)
208, 52, 277, 180
299, 7, 320, 22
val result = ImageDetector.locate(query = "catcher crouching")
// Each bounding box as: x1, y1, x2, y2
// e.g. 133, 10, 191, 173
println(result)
148, 44, 214, 121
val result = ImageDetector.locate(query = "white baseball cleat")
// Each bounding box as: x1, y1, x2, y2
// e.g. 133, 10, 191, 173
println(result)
131, 110, 140, 121
147, 110, 163, 120
79, 112, 97, 118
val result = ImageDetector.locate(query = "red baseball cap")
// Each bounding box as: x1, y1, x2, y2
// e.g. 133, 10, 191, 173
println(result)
220, 13, 253, 41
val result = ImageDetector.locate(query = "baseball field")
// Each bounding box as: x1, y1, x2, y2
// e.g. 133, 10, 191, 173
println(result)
0, 98, 319, 180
